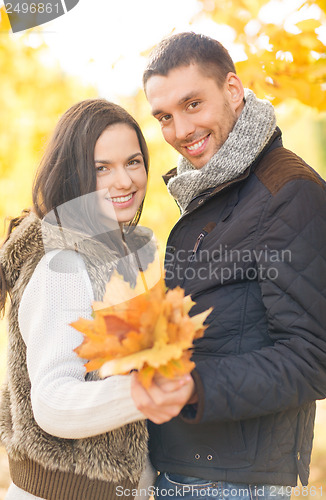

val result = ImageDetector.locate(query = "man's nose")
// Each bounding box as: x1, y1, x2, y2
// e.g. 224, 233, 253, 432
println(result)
174, 115, 195, 141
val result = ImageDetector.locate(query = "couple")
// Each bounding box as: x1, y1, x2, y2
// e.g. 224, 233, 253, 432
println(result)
1, 32, 326, 500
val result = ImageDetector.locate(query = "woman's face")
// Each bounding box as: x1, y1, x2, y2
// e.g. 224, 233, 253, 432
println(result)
94, 123, 147, 224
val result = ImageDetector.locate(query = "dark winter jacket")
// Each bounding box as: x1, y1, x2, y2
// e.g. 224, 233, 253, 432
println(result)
148, 131, 326, 487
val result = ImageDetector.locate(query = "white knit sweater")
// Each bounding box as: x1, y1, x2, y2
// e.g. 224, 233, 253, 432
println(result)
5, 249, 156, 500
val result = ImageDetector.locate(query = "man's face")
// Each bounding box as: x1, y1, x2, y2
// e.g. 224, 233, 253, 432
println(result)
146, 64, 244, 169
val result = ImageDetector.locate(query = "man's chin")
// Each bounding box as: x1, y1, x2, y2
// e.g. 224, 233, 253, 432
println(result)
185, 154, 209, 169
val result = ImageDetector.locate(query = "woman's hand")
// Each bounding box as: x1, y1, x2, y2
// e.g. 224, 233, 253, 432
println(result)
131, 372, 197, 424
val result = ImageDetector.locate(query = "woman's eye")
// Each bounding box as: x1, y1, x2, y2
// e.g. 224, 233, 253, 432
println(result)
127, 158, 143, 168
95, 165, 109, 173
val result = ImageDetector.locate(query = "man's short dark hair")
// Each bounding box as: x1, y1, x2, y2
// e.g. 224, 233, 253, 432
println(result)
143, 32, 236, 89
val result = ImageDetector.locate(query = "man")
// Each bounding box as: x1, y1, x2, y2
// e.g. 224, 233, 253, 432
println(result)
131, 32, 326, 498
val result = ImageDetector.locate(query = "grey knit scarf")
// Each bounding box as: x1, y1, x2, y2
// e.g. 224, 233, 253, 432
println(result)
167, 89, 277, 212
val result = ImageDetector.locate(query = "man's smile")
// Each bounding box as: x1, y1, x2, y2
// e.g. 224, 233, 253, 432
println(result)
184, 134, 210, 156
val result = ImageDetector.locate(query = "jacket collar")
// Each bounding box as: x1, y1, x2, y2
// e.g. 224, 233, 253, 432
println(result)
162, 128, 283, 214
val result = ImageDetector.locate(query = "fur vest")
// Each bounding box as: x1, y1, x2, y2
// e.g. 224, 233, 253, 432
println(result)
0, 212, 154, 497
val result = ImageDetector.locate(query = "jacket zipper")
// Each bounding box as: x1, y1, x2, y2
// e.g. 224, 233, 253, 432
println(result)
190, 221, 217, 261
189, 231, 207, 262
181, 222, 217, 287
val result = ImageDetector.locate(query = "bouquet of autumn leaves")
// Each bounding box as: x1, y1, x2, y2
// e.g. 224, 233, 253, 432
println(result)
72, 260, 212, 388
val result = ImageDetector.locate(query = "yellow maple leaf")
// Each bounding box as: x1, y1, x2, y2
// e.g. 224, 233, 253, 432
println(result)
93, 255, 163, 310
295, 19, 322, 32
0, 6, 11, 32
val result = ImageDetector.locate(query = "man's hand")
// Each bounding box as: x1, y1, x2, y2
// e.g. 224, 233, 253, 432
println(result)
131, 372, 197, 424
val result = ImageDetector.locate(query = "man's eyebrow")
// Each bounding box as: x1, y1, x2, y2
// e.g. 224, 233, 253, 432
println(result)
152, 108, 164, 118
152, 91, 201, 117
94, 152, 143, 164
178, 91, 200, 105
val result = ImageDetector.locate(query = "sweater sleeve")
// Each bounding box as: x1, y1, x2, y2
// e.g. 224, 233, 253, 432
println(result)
18, 249, 146, 439
186, 178, 326, 424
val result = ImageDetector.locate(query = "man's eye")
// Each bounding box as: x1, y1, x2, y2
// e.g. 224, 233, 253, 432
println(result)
159, 114, 172, 123
188, 101, 200, 110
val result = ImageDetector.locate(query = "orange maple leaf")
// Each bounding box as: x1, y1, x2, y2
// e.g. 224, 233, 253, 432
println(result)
72, 256, 212, 386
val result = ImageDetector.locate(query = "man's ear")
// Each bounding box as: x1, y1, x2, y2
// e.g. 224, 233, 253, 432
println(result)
225, 73, 245, 116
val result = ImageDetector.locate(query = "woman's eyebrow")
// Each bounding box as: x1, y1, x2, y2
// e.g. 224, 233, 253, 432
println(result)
94, 152, 143, 164
127, 152, 144, 161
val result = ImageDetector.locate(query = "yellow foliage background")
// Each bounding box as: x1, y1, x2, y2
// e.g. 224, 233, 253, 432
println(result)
0, 0, 326, 496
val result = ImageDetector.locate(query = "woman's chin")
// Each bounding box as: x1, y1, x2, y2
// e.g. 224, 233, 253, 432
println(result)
98, 212, 135, 228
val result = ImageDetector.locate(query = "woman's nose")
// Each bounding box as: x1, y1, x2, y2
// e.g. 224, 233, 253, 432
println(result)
111, 167, 133, 190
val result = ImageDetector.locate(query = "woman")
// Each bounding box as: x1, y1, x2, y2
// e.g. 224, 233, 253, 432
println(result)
0, 99, 157, 500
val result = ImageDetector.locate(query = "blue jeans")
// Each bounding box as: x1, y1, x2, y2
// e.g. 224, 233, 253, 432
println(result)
154, 473, 292, 500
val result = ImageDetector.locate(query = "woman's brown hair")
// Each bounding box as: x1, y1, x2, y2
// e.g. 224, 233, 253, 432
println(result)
0, 99, 150, 315
33, 98, 149, 228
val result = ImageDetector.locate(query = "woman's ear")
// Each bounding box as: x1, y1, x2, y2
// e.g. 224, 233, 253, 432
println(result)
225, 73, 245, 116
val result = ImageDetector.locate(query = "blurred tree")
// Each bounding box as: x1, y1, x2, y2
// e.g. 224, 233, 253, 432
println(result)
194, 0, 326, 110
0, 7, 96, 237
